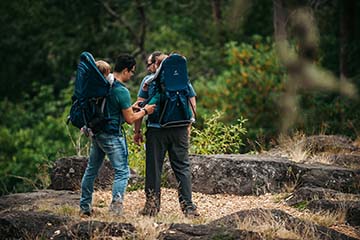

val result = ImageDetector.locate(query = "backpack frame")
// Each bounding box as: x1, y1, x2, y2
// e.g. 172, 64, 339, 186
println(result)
150, 54, 196, 128
67, 52, 111, 134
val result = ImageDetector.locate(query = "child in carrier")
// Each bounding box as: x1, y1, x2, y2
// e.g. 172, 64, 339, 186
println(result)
141, 53, 168, 105
95, 60, 114, 85
81, 60, 113, 137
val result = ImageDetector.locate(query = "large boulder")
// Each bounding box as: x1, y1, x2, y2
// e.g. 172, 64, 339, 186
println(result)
304, 135, 358, 154
49, 156, 143, 191
209, 208, 358, 240
49, 156, 113, 191
164, 154, 360, 195
54, 221, 136, 239
0, 189, 79, 211
285, 187, 345, 206
327, 154, 360, 169
297, 163, 360, 193
165, 154, 298, 195
0, 210, 136, 240
0, 210, 69, 239
158, 223, 263, 240
307, 200, 360, 226
285, 187, 360, 226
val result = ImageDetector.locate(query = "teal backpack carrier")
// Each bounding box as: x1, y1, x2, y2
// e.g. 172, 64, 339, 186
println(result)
67, 52, 111, 135
143, 53, 195, 127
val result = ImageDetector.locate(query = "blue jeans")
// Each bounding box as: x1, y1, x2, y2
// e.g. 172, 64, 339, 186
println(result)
80, 132, 129, 212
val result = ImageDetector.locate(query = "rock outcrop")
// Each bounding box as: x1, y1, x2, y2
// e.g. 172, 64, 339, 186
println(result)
49, 156, 143, 191
164, 154, 360, 195
1, 134, 359, 239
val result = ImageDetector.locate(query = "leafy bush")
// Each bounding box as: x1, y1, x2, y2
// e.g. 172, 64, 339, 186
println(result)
124, 124, 146, 177
190, 111, 247, 154
0, 83, 82, 195
194, 36, 287, 142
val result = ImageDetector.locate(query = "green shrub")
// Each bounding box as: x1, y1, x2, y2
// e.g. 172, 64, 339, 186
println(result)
194, 36, 287, 143
0, 84, 80, 195
190, 111, 247, 154
124, 124, 146, 177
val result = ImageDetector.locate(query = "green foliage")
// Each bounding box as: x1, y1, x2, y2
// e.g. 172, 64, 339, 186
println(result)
298, 92, 360, 138
124, 124, 146, 177
191, 111, 247, 154
194, 37, 287, 141
0, 84, 81, 195
294, 200, 309, 211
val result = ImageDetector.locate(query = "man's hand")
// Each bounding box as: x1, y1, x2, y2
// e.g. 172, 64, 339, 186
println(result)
144, 104, 156, 115
187, 124, 192, 137
133, 132, 143, 145
132, 100, 143, 112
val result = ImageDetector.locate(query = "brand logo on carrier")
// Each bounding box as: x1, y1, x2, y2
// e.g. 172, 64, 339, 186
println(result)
173, 70, 179, 76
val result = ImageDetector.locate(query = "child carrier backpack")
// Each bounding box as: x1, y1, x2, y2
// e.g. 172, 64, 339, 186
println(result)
148, 53, 195, 128
67, 52, 111, 135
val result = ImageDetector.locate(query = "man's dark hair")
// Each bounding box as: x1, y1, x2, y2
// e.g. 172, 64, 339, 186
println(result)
150, 51, 162, 63
114, 54, 136, 73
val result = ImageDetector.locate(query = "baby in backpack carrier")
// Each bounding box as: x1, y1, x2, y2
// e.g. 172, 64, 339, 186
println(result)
81, 60, 113, 138
141, 53, 168, 105
96, 60, 114, 85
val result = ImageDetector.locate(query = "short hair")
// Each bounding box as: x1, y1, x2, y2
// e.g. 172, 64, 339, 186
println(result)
114, 54, 136, 73
95, 60, 111, 76
150, 51, 162, 64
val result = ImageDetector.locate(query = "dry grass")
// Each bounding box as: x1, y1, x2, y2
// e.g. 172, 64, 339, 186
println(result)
235, 210, 303, 240
269, 132, 310, 163
301, 209, 347, 227
10, 188, 360, 239
82, 189, 359, 239
269, 132, 359, 167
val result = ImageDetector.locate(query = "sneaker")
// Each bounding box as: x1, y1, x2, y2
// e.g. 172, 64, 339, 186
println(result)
183, 205, 200, 218
109, 200, 123, 216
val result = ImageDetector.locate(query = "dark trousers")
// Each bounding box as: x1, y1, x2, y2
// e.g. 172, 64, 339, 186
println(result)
145, 126, 193, 210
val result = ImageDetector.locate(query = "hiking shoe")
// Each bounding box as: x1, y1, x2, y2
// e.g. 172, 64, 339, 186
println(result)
183, 205, 200, 218
79, 209, 92, 217
139, 206, 159, 217
109, 200, 123, 216
140, 194, 160, 217
140, 203, 159, 217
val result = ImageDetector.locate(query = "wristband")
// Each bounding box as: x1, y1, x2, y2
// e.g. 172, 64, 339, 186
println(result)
141, 108, 148, 115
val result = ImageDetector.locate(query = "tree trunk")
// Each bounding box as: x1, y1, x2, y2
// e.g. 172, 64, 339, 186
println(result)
211, 0, 224, 45
101, 1, 147, 58
273, 0, 287, 43
339, 0, 355, 80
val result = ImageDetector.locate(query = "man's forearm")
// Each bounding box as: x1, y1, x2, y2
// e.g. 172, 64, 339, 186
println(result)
134, 118, 143, 133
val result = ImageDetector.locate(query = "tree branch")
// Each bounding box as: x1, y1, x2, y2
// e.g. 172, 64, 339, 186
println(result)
101, 1, 147, 58
101, 1, 139, 45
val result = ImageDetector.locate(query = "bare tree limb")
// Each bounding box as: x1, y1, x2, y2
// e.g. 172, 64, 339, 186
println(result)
134, 0, 147, 59
101, 1, 139, 45
101, 1, 147, 58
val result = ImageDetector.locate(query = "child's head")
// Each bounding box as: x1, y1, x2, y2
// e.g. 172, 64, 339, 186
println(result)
155, 54, 168, 68
95, 60, 111, 77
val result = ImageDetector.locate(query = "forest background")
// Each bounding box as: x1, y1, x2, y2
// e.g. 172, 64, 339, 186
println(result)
0, 0, 359, 195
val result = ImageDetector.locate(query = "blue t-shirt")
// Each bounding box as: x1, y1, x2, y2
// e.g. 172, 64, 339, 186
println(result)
138, 74, 196, 128
103, 81, 131, 134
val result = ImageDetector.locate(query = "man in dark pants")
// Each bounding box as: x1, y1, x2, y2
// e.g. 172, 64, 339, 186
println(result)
134, 51, 199, 217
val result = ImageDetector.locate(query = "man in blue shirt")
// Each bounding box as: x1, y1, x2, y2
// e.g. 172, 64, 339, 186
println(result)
80, 54, 156, 217
134, 51, 199, 218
